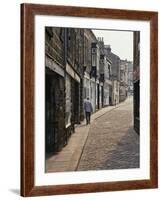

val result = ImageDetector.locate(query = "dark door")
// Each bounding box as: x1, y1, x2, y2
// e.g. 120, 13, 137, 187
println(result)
71, 79, 80, 126
133, 80, 140, 134
74, 81, 80, 124
45, 70, 65, 157
97, 84, 100, 110
101, 85, 104, 107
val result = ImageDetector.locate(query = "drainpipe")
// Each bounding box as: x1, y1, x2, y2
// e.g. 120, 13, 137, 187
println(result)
64, 28, 67, 143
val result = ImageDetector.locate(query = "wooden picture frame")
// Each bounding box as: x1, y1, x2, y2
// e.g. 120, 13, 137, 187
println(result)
21, 3, 158, 197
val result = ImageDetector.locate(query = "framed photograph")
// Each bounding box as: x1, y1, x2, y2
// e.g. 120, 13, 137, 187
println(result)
21, 3, 158, 197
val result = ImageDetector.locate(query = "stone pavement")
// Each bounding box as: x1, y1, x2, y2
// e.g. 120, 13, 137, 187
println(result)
77, 97, 139, 171
46, 97, 139, 173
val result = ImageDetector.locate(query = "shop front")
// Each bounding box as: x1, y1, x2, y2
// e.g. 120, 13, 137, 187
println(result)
65, 63, 81, 135
45, 66, 66, 157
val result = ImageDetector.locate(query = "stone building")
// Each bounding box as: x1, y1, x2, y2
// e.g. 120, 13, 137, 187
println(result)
98, 38, 110, 107
45, 27, 85, 157
45, 27, 66, 156
127, 61, 133, 96
133, 31, 140, 134
104, 45, 120, 105
65, 28, 85, 134
119, 59, 129, 102
83, 30, 101, 111
100, 55, 112, 106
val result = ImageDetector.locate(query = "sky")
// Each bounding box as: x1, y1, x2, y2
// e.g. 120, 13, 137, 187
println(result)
92, 29, 133, 61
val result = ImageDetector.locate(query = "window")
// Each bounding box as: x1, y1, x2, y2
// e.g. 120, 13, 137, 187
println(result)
92, 48, 96, 53
92, 54, 96, 66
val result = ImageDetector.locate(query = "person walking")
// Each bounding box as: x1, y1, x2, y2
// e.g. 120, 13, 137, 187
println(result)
84, 97, 93, 125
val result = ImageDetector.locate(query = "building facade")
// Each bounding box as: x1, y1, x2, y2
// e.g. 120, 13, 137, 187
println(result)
127, 61, 133, 96
98, 38, 112, 107
99, 54, 112, 106
83, 30, 101, 112
119, 59, 129, 102
45, 27, 85, 157
65, 28, 84, 131
45, 27, 66, 156
133, 31, 140, 134
104, 45, 120, 105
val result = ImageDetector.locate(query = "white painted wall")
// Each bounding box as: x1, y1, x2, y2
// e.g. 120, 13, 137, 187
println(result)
0, 0, 161, 200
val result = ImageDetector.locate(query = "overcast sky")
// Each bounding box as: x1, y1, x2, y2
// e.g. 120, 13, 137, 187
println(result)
92, 29, 133, 61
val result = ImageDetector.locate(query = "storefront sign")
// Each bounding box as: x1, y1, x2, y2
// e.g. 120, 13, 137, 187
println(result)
45, 56, 64, 77
66, 63, 80, 83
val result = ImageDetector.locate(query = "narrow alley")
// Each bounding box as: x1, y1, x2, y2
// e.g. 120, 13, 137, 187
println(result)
46, 97, 139, 173
77, 97, 139, 171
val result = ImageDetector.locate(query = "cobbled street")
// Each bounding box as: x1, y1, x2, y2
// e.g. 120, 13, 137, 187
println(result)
77, 97, 139, 171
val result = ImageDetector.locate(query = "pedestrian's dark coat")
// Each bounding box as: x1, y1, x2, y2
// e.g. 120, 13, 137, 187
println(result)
84, 100, 93, 113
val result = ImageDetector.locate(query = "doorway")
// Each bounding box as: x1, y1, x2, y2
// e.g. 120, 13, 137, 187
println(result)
45, 69, 65, 158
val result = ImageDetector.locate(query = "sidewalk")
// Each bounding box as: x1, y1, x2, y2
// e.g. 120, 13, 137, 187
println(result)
46, 98, 132, 173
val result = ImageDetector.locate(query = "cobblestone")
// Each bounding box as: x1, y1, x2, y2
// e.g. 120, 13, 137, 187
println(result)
46, 97, 139, 173
77, 97, 139, 171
